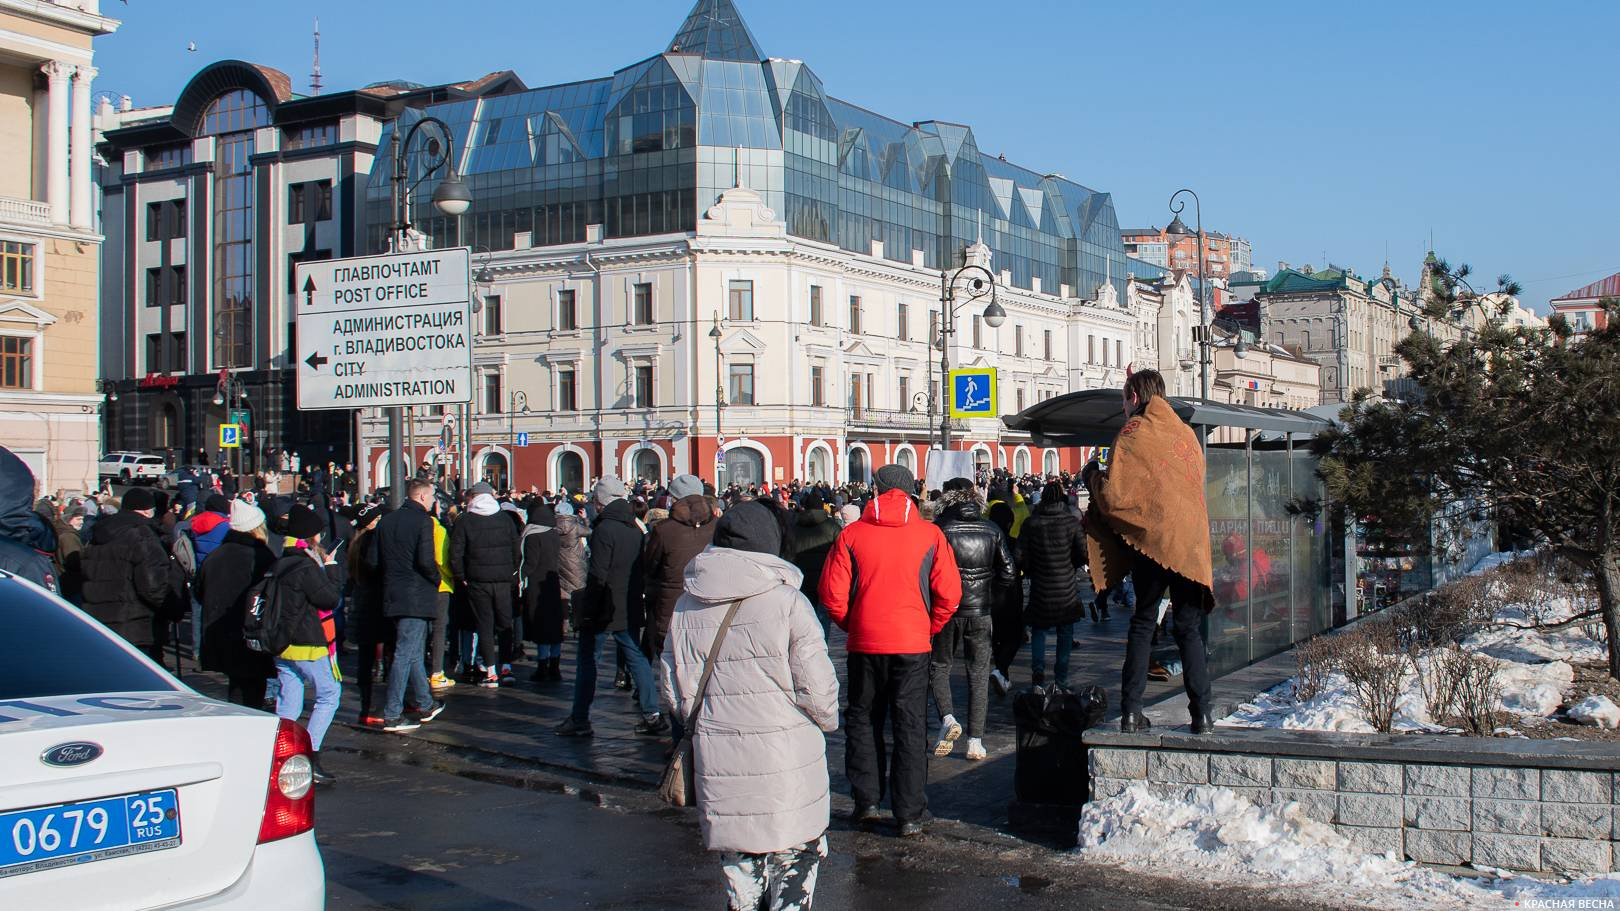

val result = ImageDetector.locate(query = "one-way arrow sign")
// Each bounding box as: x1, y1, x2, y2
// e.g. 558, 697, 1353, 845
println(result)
305, 351, 328, 371
303, 274, 317, 307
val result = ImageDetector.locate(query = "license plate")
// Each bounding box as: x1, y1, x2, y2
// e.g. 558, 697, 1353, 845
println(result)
0, 789, 181, 878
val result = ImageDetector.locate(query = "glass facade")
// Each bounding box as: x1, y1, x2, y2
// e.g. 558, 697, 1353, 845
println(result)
204, 89, 270, 369
362, 0, 1159, 299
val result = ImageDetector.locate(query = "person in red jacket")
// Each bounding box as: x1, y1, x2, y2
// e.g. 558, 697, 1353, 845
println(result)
819, 464, 961, 837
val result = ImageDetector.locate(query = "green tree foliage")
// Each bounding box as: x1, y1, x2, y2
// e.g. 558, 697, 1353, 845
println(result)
1316, 280, 1620, 678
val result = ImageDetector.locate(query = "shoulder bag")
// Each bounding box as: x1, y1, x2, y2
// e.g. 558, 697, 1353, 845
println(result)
658, 599, 743, 807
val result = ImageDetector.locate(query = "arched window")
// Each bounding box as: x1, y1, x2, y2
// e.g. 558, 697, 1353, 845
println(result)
806, 447, 830, 483
847, 448, 869, 485
557, 451, 585, 495
724, 448, 764, 488
1043, 449, 1060, 477
896, 447, 915, 475
202, 90, 270, 370
1014, 449, 1031, 476
482, 452, 509, 491
633, 448, 662, 485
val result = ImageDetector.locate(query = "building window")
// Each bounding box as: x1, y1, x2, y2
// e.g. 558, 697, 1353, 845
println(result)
634, 364, 654, 408
288, 181, 333, 224
897, 301, 908, 340
146, 143, 191, 170
810, 365, 825, 406
728, 280, 754, 321
557, 289, 578, 330
728, 363, 755, 405
483, 371, 504, 414
0, 241, 34, 293
848, 295, 862, 334
1015, 325, 1024, 358
847, 373, 861, 411
972, 315, 982, 348
809, 285, 823, 326
898, 374, 909, 409
1044, 329, 1053, 360
928, 310, 939, 346
557, 367, 577, 411
1116, 339, 1123, 366
1, 335, 32, 388
483, 294, 504, 336
1016, 388, 1025, 413
1087, 335, 1095, 364
633, 282, 654, 325
283, 121, 337, 150
206, 89, 269, 370
145, 266, 186, 307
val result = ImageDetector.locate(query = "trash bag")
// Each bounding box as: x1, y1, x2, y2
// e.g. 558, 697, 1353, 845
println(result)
1012, 684, 1108, 806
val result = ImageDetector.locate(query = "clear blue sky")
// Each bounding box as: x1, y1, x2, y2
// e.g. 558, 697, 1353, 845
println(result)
95, 0, 1616, 312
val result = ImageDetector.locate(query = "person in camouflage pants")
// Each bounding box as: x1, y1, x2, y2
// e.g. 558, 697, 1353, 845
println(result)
720, 836, 826, 911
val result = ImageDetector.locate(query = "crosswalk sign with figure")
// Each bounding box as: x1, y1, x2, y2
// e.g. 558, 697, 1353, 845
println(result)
219, 423, 242, 448
947, 368, 998, 419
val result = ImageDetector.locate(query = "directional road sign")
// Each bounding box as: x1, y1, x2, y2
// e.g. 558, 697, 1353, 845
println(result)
219, 423, 242, 448
517, 432, 529, 447
947, 368, 998, 419
294, 247, 473, 411
228, 408, 250, 427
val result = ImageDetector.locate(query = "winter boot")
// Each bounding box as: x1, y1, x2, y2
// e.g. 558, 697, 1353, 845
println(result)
547, 656, 562, 681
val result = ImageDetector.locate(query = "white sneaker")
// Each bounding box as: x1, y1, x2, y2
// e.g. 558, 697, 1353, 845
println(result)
933, 715, 962, 756
965, 738, 988, 761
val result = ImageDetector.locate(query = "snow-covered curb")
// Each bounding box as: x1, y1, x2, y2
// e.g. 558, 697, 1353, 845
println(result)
1076, 783, 1620, 909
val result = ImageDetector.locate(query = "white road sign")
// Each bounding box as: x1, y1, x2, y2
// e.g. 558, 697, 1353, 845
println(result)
295, 247, 473, 411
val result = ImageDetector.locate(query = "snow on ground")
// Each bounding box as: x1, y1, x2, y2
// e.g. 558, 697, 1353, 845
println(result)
1222, 558, 1603, 734
1076, 783, 1620, 910
1568, 695, 1620, 729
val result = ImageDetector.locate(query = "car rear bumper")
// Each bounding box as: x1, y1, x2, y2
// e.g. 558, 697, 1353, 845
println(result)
168, 831, 324, 910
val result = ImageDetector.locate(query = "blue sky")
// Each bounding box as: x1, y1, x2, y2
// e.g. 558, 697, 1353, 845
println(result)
95, 0, 1615, 311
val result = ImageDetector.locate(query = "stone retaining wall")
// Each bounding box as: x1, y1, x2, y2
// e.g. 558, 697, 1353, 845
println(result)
1086, 730, 1620, 874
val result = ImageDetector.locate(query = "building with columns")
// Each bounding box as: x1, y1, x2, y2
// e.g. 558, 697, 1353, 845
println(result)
355, 0, 1171, 492
95, 60, 521, 472
0, 0, 118, 493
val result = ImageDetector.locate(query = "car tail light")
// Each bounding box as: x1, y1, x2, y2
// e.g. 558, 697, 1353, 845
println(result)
257, 718, 315, 844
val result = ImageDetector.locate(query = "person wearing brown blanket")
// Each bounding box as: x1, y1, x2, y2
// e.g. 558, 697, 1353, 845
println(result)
1084, 368, 1215, 734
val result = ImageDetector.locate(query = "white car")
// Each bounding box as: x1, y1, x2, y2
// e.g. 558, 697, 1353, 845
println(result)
0, 571, 325, 910
98, 452, 167, 485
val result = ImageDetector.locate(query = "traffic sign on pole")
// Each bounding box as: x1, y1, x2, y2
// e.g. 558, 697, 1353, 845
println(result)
294, 247, 473, 411
947, 368, 998, 419
219, 424, 242, 448
228, 408, 250, 427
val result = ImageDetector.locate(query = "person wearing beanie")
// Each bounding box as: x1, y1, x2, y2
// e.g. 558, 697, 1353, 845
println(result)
79, 481, 173, 661
556, 475, 660, 738
1018, 480, 1086, 689
197, 495, 277, 710
449, 483, 521, 688
790, 490, 839, 638
667, 473, 704, 500
660, 500, 839, 909
640, 472, 718, 662
264, 510, 344, 785
818, 464, 962, 838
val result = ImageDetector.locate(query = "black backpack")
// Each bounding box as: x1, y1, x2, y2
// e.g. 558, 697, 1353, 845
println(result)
242, 561, 293, 655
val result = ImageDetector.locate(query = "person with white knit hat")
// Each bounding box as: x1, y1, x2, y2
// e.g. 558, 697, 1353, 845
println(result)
230, 499, 266, 534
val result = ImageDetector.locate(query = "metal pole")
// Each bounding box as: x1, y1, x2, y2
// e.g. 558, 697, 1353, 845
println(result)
1197, 206, 1209, 402
939, 272, 952, 452
386, 117, 407, 508
713, 312, 724, 489
387, 408, 404, 507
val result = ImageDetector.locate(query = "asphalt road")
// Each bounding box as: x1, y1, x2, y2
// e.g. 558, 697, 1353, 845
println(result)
313, 732, 1338, 911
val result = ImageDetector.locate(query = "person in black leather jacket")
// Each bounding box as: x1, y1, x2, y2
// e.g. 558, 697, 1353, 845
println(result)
1017, 481, 1087, 687
927, 479, 1015, 761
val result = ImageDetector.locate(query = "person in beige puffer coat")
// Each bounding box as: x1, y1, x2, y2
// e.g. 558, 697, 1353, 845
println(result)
660, 501, 839, 911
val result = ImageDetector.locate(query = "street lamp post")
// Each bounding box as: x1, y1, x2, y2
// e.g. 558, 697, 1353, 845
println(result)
385, 114, 472, 507
938, 262, 1007, 451
213, 372, 251, 476
1165, 189, 1209, 401
709, 312, 725, 489
507, 390, 528, 492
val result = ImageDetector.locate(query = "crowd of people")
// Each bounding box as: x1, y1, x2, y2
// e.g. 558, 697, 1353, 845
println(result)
0, 368, 1217, 911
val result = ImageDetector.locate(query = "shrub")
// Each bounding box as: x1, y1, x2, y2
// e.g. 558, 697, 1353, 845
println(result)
1338, 622, 1407, 733
1448, 646, 1503, 736
1293, 635, 1337, 703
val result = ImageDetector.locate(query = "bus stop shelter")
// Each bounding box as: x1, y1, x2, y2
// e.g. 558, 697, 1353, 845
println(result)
1005, 390, 1339, 677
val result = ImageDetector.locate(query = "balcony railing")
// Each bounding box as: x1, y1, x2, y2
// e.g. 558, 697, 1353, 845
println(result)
845, 406, 965, 432
0, 196, 51, 227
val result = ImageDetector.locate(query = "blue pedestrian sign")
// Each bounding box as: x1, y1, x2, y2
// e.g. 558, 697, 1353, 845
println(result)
947, 368, 998, 419
517, 432, 529, 447
219, 423, 242, 448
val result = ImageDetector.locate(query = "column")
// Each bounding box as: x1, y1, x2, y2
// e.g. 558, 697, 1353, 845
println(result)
41, 61, 72, 225
70, 65, 96, 230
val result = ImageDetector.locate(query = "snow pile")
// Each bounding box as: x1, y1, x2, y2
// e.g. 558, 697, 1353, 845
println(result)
1567, 695, 1620, 729
1077, 784, 1620, 909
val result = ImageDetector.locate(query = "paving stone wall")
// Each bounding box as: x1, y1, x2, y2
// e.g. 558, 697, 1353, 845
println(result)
1088, 747, 1619, 874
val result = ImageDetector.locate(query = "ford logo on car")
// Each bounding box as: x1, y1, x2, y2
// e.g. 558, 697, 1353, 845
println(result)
41, 742, 104, 767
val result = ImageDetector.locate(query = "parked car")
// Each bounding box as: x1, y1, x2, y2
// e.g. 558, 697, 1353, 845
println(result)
0, 570, 325, 909
97, 453, 166, 485
160, 465, 212, 490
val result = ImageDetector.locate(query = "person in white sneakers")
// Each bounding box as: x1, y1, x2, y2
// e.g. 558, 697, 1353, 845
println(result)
928, 478, 1015, 761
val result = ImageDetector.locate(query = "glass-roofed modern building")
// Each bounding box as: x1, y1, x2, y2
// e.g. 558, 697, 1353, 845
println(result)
352, 0, 1179, 492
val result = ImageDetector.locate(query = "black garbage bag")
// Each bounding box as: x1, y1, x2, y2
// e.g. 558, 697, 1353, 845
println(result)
1012, 684, 1108, 806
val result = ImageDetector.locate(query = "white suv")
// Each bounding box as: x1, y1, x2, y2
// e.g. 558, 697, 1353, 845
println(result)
98, 453, 166, 484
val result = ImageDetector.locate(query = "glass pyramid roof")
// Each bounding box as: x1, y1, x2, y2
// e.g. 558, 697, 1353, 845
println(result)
667, 0, 764, 62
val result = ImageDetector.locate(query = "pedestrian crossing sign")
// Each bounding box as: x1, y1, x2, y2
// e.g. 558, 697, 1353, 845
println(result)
219, 423, 242, 448
947, 368, 998, 419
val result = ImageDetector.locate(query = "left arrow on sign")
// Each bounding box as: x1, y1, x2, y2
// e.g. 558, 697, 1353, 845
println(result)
302, 274, 317, 307
305, 351, 329, 370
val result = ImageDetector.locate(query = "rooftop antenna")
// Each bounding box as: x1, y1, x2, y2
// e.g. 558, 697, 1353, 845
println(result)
310, 18, 323, 96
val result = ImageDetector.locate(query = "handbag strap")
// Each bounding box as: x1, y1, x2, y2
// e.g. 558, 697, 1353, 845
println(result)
680, 599, 744, 740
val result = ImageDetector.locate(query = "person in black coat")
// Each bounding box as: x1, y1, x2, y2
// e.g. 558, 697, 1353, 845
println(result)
196, 504, 276, 708
928, 480, 1016, 759
985, 499, 1024, 693
448, 483, 520, 687
374, 479, 445, 730
345, 502, 390, 722
1016, 481, 1086, 687
0, 445, 55, 591
520, 503, 564, 682
269, 505, 344, 783
80, 487, 174, 661
555, 478, 661, 737
791, 492, 840, 638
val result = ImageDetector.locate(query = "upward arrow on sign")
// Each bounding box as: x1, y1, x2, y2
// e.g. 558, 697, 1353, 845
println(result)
302, 274, 317, 307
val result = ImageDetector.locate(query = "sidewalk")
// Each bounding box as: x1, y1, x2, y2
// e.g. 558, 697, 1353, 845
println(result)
297, 609, 1184, 840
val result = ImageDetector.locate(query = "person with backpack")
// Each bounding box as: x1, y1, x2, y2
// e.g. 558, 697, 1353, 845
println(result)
263, 505, 344, 785
197, 501, 277, 708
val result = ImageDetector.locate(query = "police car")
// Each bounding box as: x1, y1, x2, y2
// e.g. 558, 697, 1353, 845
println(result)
0, 571, 324, 909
